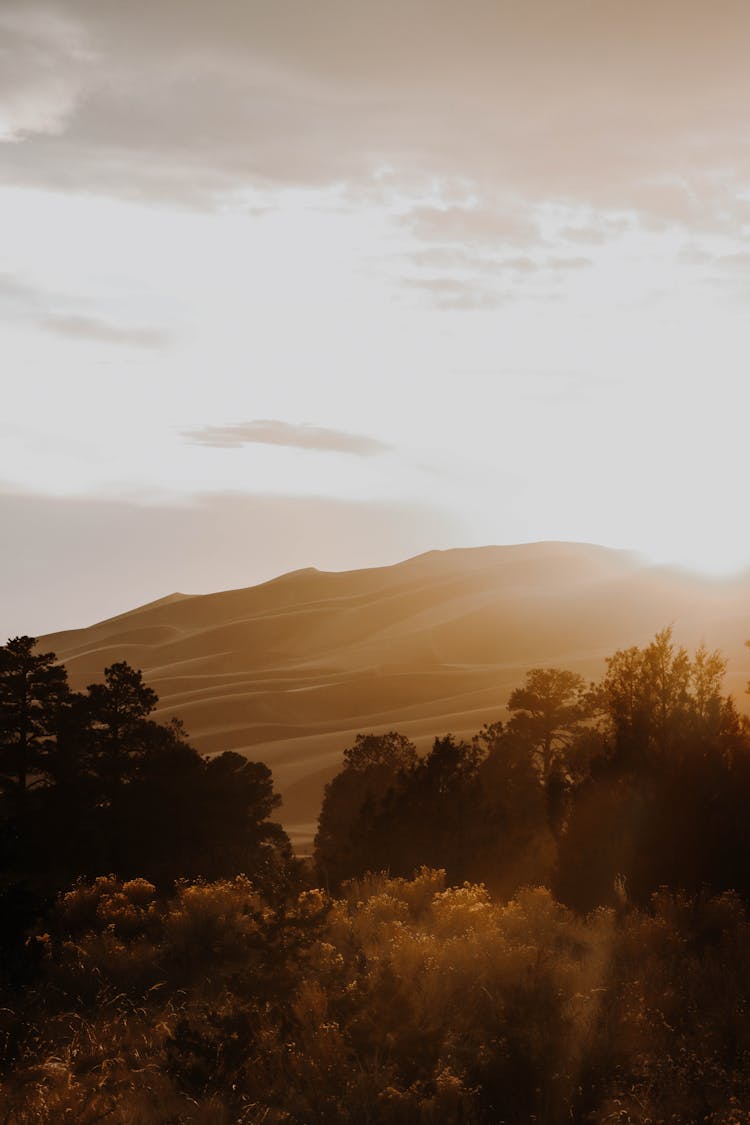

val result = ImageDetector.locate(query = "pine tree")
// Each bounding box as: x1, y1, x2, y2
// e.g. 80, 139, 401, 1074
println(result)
0, 636, 69, 804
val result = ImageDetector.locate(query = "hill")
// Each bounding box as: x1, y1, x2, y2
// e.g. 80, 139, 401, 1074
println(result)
41, 543, 750, 848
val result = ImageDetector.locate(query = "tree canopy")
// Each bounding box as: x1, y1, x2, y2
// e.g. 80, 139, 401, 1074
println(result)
314, 629, 750, 910
0, 636, 69, 802
0, 638, 295, 925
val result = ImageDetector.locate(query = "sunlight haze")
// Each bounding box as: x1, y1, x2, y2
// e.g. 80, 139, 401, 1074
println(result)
2, 0, 749, 633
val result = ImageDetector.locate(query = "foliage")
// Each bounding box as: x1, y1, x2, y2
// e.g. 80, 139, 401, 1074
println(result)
314, 629, 750, 916
4, 873, 750, 1123
315, 732, 418, 888
506, 666, 591, 787
557, 629, 750, 909
4, 628, 750, 1119
600, 626, 733, 765
0, 636, 69, 800
0, 638, 295, 981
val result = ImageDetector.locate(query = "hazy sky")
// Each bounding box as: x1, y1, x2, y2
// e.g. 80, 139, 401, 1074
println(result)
3, 0, 750, 635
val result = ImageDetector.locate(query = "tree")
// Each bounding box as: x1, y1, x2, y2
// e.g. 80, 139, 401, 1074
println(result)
77, 663, 293, 888
0, 636, 69, 804
601, 628, 727, 766
121, 746, 293, 891
506, 667, 590, 790
472, 721, 556, 893
314, 732, 417, 888
83, 661, 160, 803
341, 731, 420, 774
692, 643, 727, 727
344, 733, 484, 884
556, 632, 750, 909
86, 660, 158, 750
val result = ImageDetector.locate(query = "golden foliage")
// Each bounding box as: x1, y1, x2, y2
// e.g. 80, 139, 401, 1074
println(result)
3, 874, 750, 1123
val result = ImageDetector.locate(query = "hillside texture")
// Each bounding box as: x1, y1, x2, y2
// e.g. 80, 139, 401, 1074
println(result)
42, 544, 750, 846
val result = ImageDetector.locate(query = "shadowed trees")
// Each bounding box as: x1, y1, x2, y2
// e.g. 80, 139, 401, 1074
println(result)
315, 731, 489, 887
367, 734, 483, 881
602, 627, 692, 765
0, 637, 295, 966
472, 720, 556, 894
314, 630, 750, 910
598, 628, 738, 767
506, 667, 591, 790
0, 636, 69, 805
84, 660, 159, 797
314, 732, 418, 888
506, 666, 595, 837
110, 745, 293, 893
0, 638, 72, 973
556, 628, 750, 910
315, 726, 554, 893
8, 626, 750, 1121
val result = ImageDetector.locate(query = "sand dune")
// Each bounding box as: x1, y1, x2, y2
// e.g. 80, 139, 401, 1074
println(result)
41, 543, 750, 848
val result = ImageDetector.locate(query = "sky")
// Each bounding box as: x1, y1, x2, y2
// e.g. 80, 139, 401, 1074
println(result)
3, 0, 750, 636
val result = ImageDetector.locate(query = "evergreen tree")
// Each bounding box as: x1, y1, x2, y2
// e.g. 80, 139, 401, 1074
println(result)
314, 732, 417, 888
0, 636, 69, 804
506, 667, 590, 790
84, 661, 159, 797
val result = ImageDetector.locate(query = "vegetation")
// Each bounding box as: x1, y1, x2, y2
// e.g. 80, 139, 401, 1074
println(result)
2, 627, 750, 1122
0, 639, 295, 980
315, 628, 750, 909
4, 872, 750, 1122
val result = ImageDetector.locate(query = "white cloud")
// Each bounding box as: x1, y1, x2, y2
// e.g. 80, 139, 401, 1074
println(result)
182, 420, 391, 455
0, 6, 91, 141
44, 315, 168, 348
0, 0, 749, 232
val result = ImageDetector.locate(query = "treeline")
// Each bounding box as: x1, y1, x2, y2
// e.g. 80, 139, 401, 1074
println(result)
4, 628, 750, 1122
0, 637, 295, 976
315, 629, 750, 908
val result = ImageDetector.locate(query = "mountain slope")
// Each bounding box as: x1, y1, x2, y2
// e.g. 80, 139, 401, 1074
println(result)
41, 543, 750, 847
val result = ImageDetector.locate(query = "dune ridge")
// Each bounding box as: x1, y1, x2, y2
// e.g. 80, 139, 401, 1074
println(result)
41, 543, 750, 848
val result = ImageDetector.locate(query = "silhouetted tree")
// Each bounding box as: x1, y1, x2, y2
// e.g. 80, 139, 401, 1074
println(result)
315, 732, 417, 888
67, 666, 295, 890
601, 627, 696, 766
0, 637, 69, 978
506, 667, 590, 790
556, 630, 750, 909
343, 733, 484, 883
83, 661, 159, 798
188, 751, 292, 889
0, 636, 69, 805
472, 721, 556, 894
0, 642, 298, 979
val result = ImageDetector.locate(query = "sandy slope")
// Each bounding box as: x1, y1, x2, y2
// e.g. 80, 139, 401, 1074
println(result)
41, 543, 750, 848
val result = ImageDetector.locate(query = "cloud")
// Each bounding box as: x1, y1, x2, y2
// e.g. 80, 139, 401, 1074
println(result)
0, 272, 46, 310
546, 256, 591, 271
1, 0, 749, 234
181, 420, 392, 456
718, 252, 750, 269
0, 274, 168, 348
43, 314, 168, 348
407, 247, 497, 271
403, 205, 538, 248
559, 218, 632, 245
398, 249, 590, 309
0, 7, 90, 141
402, 277, 501, 311
677, 244, 750, 293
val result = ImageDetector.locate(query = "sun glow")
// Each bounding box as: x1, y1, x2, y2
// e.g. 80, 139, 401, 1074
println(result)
3, 0, 750, 629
